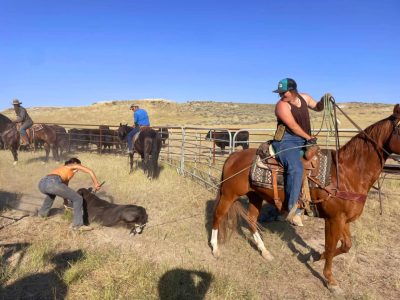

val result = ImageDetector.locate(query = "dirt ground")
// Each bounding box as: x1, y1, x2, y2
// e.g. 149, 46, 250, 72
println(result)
1, 153, 400, 299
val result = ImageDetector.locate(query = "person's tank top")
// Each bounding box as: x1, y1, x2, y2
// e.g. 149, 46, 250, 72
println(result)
277, 94, 311, 135
49, 166, 76, 184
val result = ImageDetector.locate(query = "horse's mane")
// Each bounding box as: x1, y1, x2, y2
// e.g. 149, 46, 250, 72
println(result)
0, 113, 12, 123
340, 116, 393, 157
0, 113, 13, 132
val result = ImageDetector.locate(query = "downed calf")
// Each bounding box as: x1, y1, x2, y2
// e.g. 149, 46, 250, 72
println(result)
77, 188, 148, 235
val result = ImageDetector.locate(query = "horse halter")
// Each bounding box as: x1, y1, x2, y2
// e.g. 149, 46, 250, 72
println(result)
130, 223, 146, 236
390, 116, 400, 163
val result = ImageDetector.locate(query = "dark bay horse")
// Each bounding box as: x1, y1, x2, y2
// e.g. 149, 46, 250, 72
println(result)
0, 113, 19, 163
117, 124, 162, 178
210, 104, 400, 292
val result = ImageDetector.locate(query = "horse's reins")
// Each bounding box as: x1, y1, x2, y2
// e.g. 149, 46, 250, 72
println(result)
334, 103, 400, 163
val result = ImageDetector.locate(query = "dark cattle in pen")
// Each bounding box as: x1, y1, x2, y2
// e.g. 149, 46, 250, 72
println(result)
68, 128, 90, 151
205, 130, 249, 151
77, 188, 148, 235
158, 127, 169, 146
88, 126, 115, 151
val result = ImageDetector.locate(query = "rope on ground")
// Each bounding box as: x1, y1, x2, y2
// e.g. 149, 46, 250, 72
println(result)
0, 214, 29, 230
145, 212, 204, 230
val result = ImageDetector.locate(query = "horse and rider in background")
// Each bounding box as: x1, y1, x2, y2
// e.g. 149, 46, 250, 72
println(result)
0, 100, 61, 163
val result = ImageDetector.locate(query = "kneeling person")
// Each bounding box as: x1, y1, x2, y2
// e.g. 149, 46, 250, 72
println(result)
38, 157, 102, 231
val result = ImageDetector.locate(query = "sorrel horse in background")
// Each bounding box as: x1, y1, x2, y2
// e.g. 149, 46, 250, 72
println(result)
1, 122, 60, 163
210, 104, 400, 292
117, 124, 162, 178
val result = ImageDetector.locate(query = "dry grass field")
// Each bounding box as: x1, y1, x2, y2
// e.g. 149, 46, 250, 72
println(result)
1, 100, 399, 299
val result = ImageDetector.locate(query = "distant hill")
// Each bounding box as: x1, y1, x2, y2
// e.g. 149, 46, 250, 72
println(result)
1, 99, 395, 129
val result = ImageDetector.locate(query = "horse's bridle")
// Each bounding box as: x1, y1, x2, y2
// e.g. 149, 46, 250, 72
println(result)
392, 117, 400, 135
389, 116, 400, 163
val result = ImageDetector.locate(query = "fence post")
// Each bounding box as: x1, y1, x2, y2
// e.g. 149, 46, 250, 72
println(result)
179, 127, 185, 175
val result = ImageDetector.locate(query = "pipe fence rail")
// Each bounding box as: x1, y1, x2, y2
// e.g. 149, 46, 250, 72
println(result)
7, 123, 400, 193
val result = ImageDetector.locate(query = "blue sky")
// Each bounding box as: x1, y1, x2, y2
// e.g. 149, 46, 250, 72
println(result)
1, 0, 399, 111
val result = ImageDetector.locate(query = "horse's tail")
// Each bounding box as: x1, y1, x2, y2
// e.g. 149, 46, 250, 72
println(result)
150, 132, 160, 174
213, 155, 250, 244
144, 136, 152, 164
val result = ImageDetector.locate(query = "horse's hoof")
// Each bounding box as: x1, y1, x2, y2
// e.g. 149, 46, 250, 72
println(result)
261, 250, 274, 261
41, 161, 46, 165
328, 284, 343, 295
309, 252, 321, 263
212, 248, 220, 258
13, 161, 18, 166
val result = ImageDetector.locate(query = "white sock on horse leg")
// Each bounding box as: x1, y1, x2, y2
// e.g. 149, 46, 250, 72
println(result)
210, 229, 218, 249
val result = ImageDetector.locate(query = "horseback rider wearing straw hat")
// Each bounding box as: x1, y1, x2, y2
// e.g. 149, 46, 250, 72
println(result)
12, 99, 33, 146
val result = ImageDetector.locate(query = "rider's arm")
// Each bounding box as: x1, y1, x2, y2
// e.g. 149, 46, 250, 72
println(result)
275, 101, 313, 140
71, 164, 102, 190
134, 111, 138, 127
301, 93, 324, 112
14, 108, 24, 122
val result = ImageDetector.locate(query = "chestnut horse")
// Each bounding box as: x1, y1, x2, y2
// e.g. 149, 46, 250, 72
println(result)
210, 104, 400, 292
1, 123, 60, 163
117, 124, 162, 178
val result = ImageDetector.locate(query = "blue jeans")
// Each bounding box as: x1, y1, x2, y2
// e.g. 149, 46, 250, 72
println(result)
272, 132, 306, 214
38, 175, 84, 226
127, 127, 139, 151
20, 120, 33, 137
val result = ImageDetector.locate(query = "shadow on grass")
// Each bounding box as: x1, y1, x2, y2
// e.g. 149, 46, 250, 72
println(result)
0, 242, 31, 286
0, 249, 84, 299
158, 268, 213, 300
204, 197, 326, 286
0, 190, 16, 211
260, 220, 326, 286
25, 156, 57, 164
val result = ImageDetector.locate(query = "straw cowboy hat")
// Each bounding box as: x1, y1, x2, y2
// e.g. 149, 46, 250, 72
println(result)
12, 99, 22, 105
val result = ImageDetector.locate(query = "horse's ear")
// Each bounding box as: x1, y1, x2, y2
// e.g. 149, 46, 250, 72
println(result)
393, 104, 400, 115
120, 123, 122, 126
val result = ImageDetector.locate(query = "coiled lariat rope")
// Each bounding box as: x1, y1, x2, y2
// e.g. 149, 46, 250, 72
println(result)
313, 93, 338, 148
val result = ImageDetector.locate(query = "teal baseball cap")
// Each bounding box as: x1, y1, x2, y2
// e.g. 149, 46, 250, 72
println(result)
273, 78, 297, 93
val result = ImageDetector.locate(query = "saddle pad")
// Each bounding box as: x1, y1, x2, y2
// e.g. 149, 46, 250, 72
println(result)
250, 157, 284, 189
32, 124, 44, 131
250, 149, 332, 189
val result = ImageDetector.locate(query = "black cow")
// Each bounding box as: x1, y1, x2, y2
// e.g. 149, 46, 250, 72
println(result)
77, 188, 148, 235
68, 128, 90, 151
89, 126, 115, 151
205, 130, 249, 151
158, 127, 169, 146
